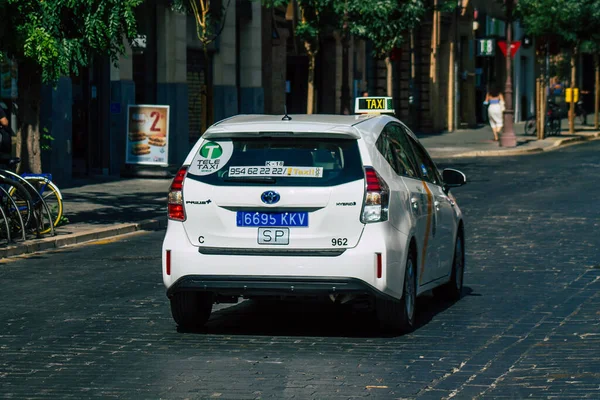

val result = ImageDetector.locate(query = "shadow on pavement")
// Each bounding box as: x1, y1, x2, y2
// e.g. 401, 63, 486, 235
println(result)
176, 286, 476, 338
61, 176, 171, 190
416, 124, 489, 139
61, 190, 167, 225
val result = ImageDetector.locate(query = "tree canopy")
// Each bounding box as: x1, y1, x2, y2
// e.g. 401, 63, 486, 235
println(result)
262, 0, 337, 56
0, 0, 143, 173
346, 0, 426, 58
0, 0, 142, 83
518, 0, 600, 46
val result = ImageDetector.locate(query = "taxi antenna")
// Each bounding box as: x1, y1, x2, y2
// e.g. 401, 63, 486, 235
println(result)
282, 105, 292, 121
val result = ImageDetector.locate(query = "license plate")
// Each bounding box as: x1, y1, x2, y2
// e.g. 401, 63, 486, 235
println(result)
236, 211, 308, 227
258, 227, 289, 245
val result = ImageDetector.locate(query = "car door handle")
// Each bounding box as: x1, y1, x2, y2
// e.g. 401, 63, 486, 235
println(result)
434, 200, 441, 211
410, 197, 419, 210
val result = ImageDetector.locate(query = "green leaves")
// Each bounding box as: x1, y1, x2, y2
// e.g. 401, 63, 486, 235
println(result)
518, 0, 600, 47
260, 0, 427, 59
346, 0, 426, 58
1, 0, 143, 84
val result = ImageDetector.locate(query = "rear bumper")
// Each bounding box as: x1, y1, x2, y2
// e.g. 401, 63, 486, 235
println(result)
163, 220, 409, 300
166, 275, 392, 300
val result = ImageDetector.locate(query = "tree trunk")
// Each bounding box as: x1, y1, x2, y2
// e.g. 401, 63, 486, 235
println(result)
385, 57, 393, 97
306, 47, 316, 115
539, 78, 543, 139
16, 60, 42, 174
541, 79, 547, 139
595, 53, 599, 130
569, 48, 577, 134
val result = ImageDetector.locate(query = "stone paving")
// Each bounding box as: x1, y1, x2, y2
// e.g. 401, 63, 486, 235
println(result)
0, 140, 598, 399
1, 117, 598, 257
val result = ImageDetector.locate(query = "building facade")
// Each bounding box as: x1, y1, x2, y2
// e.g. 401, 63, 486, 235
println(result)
4, 0, 542, 185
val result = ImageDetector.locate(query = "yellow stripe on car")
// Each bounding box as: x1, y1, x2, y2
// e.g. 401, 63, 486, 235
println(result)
419, 181, 433, 284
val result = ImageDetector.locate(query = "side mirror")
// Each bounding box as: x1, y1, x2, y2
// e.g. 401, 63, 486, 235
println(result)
443, 168, 466, 188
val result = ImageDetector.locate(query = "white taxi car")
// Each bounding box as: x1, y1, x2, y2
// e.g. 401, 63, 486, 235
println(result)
162, 98, 467, 332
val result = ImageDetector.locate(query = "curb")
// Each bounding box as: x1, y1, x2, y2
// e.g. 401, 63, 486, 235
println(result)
444, 132, 600, 158
0, 218, 168, 259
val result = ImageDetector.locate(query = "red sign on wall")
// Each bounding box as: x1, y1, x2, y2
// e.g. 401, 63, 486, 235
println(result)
498, 41, 521, 58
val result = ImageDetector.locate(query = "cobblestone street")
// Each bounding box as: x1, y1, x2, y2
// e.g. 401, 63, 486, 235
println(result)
1, 142, 599, 399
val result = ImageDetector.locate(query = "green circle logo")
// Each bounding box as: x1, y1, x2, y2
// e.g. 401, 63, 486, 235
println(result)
200, 142, 223, 159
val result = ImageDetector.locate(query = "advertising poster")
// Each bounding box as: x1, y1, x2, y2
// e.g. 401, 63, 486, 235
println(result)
0, 58, 18, 99
126, 105, 169, 166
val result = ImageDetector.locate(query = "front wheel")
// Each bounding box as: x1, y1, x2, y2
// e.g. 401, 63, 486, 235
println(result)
376, 251, 417, 333
21, 177, 63, 234
170, 291, 213, 330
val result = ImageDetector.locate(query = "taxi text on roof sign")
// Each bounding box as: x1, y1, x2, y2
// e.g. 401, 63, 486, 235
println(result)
355, 97, 394, 114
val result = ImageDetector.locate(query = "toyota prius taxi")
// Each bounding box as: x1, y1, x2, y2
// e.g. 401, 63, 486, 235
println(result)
162, 97, 467, 332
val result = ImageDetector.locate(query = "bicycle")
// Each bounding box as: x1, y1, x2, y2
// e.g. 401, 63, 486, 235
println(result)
0, 173, 36, 239
0, 158, 58, 237
15, 172, 63, 234
575, 100, 587, 125
524, 102, 562, 137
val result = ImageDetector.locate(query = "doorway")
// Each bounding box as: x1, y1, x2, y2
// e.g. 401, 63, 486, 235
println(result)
71, 58, 109, 177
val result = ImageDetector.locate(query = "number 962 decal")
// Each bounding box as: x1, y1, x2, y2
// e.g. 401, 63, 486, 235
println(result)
331, 238, 348, 246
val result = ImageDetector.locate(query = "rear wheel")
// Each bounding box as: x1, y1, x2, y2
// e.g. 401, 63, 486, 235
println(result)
552, 118, 562, 136
170, 292, 213, 330
577, 108, 587, 125
376, 250, 417, 333
524, 116, 537, 136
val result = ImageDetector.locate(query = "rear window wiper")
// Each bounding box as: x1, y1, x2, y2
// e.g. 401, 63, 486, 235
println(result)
223, 176, 277, 184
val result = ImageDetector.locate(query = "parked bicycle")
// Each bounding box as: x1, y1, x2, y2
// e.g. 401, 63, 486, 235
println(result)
11, 171, 63, 235
575, 100, 587, 125
0, 169, 39, 239
0, 175, 31, 241
524, 101, 562, 137
0, 157, 63, 241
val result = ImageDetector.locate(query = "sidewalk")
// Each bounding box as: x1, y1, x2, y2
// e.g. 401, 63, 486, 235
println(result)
0, 177, 172, 258
1, 119, 599, 259
419, 119, 600, 159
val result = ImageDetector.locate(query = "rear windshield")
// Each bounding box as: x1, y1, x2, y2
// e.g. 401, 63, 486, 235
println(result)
186, 137, 364, 187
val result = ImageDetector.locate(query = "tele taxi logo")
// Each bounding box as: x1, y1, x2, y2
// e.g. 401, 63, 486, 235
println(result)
200, 142, 223, 159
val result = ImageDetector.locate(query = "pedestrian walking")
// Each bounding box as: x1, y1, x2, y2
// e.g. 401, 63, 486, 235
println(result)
484, 85, 505, 142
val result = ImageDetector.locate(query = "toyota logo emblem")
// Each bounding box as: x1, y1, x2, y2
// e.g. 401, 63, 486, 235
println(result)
261, 191, 280, 205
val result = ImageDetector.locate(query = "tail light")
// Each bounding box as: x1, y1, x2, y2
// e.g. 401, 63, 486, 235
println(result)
168, 166, 188, 221
361, 166, 389, 223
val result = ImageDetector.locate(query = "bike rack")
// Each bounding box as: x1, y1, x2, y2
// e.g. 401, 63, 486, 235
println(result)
0, 170, 55, 237
0, 201, 11, 244
0, 185, 26, 241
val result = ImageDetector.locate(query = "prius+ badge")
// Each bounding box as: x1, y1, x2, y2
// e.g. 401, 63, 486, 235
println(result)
261, 190, 280, 205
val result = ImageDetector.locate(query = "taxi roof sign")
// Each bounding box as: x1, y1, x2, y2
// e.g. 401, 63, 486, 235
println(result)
355, 97, 394, 114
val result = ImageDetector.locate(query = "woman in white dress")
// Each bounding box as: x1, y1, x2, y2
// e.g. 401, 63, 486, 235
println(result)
485, 86, 505, 141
